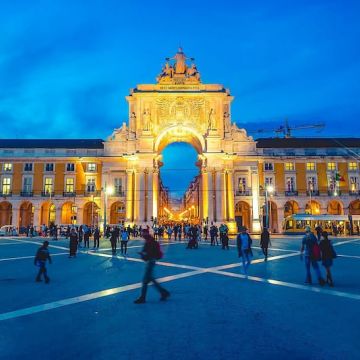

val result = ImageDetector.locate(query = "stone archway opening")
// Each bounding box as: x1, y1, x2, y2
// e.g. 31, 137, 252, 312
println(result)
235, 201, 251, 231
83, 202, 99, 226
305, 200, 321, 215
284, 200, 299, 218
0, 201, 12, 227
40, 202, 56, 226
110, 201, 126, 225
61, 202, 77, 225
327, 200, 343, 215
349, 200, 360, 215
159, 141, 201, 224
19, 201, 34, 228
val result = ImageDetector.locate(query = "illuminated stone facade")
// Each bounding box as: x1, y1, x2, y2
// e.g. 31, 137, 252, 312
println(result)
1, 48, 360, 233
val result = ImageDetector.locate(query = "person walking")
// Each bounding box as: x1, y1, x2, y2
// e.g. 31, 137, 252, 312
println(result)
315, 224, 323, 242
260, 227, 271, 261
69, 228, 78, 258
110, 228, 117, 255
121, 229, 129, 256
34, 241, 52, 283
134, 230, 170, 304
300, 226, 326, 285
236, 227, 253, 274
93, 226, 100, 249
319, 231, 336, 287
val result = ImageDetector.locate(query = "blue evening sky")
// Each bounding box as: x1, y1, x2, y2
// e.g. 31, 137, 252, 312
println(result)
1, 0, 360, 197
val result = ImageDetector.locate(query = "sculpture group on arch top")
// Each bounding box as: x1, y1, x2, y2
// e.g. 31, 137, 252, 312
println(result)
105, 47, 255, 157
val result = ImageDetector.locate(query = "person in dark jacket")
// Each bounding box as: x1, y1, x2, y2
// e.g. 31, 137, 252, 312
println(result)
93, 226, 100, 249
260, 227, 271, 261
34, 241, 52, 283
69, 228, 78, 258
236, 227, 253, 274
134, 230, 170, 304
319, 231, 336, 287
110, 228, 117, 255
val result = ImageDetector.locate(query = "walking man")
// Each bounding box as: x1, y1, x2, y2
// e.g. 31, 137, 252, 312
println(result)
134, 230, 170, 304
121, 229, 129, 256
34, 240, 52, 283
93, 226, 100, 249
236, 227, 253, 274
260, 227, 271, 261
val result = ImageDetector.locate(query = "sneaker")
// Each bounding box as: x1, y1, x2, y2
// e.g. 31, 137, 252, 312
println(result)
160, 291, 170, 301
134, 297, 146, 304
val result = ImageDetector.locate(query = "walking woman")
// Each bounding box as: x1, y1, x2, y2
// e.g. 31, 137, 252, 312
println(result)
69, 228, 78, 258
319, 231, 336, 287
260, 227, 271, 261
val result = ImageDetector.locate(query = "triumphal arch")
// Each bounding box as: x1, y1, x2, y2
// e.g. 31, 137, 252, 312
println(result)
104, 48, 260, 232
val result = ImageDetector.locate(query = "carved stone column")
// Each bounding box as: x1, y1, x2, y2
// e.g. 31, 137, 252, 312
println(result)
76, 206, 83, 226
134, 170, 142, 222
207, 171, 215, 223
201, 168, 208, 222
251, 166, 261, 233
145, 170, 153, 223
226, 170, 237, 234
12, 206, 19, 228
215, 170, 226, 223
126, 170, 134, 222
33, 205, 41, 228
55, 206, 62, 225
152, 169, 159, 220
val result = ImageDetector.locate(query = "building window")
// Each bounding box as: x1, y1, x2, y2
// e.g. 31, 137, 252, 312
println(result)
66, 163, 75, 172
264, 163, 273, 171
86, 178, 96, 192
264, 177, 274, 187
3, 163, 12, 172
285, 163, 295, 171
327, 162, 336, 171
349, 162, 358, 171
350, 176, 359, 192
307, 176, 317, 191
65, 178, 74, 193
306, 162, 316, 171
286, 176, 295, 192
114, 178, 123, 194
23, 177, 33, 192
328, 175, 336, 192
87, 163, 96, 172
44, 177, 53, 194
45, 163, 54, 172
24, 163, 33, 172
2, 177, 11, 194
238, 177, 247, 192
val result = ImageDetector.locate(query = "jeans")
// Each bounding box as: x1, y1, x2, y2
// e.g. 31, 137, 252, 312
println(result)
93, 237, 99, 248
141, 260, 167, 299
121, 241, 128, 254
241, 251, 251, 273
304, 256, 322, 283
36, 262, 49, 281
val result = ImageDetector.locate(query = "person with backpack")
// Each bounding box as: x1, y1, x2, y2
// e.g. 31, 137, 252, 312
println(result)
34, 240, 52, 283
134, 230, 170, 304
319, 231, 336, 287
120, 228, 129, 256
260, 227, 271, 261
236, 227, 253, 274
300, 226, 326, 286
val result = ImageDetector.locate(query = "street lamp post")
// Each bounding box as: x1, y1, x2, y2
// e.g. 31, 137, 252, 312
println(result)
265, 185, 274, 229
103, 182, 114, 237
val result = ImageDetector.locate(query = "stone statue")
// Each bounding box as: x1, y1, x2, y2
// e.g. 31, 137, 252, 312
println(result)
186, 63, 200, 80
167, 47, 193, 74
223, 111, 230, 131
143, 108, 152, 131
208, 108, 216, 130
157, 62, 174, 82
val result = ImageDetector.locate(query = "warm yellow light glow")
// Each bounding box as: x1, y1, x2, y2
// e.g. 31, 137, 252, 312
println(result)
106, 186, 114, 195
266, 185, 274, 193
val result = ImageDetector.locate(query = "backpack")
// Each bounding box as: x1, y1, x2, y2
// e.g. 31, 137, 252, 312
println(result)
311, 241, 321, 261
154, 241, 163, 260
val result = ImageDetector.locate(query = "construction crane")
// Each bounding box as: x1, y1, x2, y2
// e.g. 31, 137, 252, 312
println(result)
253, 119, 325, 138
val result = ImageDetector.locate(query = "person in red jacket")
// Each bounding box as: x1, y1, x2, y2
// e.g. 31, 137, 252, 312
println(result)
134, 230, 170, 304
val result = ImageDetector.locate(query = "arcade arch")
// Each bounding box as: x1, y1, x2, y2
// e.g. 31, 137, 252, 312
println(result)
110, 201, 126, 224
0, 201, 12, 226
40, 202, 56, 226
83, 201, 99, 226
235, 201, 251, 230
327, 200, 343, 215
284, 200, 299, 218
305, 200, 321, 215
61, 202, 77, 224
19, 201, 34, 228
349, 200, 360, 215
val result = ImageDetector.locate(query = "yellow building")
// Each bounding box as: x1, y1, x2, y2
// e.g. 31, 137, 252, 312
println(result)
1, 48, 360, 233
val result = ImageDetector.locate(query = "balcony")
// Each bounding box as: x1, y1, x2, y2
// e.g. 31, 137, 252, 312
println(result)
306, 190, 320, 196
236, 190, 252, 196
328, 190, 342, 196
285, 191, 298, 196
84, 190, 102, 197
41, 191, 55, 197
349, 190, 360, 196
20, 191, 33, 197
63, 191, 76, 197
0, 192, 12, 197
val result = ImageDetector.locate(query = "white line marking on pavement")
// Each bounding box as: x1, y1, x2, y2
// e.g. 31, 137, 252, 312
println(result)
337, 254, 360, 259
0, 269, 205, 322
0, 253, 69, 262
